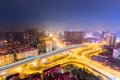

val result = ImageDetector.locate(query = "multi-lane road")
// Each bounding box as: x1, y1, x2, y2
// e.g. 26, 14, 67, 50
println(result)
0, 44, 83, 76
70, 45, 120, 80
0, 40, 120, 80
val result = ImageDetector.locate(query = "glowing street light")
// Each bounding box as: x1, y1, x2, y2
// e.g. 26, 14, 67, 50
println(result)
41, 58, 47, 64
32, 61, 37, 67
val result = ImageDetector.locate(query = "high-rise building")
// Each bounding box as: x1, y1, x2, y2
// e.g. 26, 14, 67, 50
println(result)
64, 31, 84, 44
104, 32, 111, 38
111, 34, 116, 46
0, 32, 6, 41
106, 37, 111, 46
101, 31, 105, 39
69, 31, 75, 42
6, 32, 24, 43
64, 31, 70, 42
113, 48, 120, 59
105, 34, 116, 46
75, 31, 84, 43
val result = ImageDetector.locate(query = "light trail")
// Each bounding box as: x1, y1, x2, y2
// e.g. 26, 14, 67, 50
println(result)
1, 36, 119, 80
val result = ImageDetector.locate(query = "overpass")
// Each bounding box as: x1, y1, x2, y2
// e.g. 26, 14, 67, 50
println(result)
0, 44, 84, 72
0, 44, 119, 80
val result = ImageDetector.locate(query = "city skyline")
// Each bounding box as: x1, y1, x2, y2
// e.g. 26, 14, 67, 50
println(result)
0, 0, 120, 31
1, 1, 120, 79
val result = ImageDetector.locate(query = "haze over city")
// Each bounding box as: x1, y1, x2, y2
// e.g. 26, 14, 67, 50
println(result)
0, 0, 120, 31
1, 0, 120, 80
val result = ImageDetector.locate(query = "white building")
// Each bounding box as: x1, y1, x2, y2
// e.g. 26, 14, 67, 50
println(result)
113, 48, 120, 59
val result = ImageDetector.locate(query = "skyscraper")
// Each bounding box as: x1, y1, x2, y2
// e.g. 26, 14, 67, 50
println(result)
113, 48, 120, 59
105, 34, 116, 46
64, 31, 84, 44
111, 34, 116, 46
106, 37, 111, 46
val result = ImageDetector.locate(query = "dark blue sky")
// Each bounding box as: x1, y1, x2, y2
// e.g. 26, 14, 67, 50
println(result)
0, 0, 120, 31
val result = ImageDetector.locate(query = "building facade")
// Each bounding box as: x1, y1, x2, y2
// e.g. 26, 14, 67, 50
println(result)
64, 31, 84, 44
106, 34, 116, 46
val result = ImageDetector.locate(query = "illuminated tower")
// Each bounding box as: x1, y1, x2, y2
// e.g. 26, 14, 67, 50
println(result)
106, 37, 111, 46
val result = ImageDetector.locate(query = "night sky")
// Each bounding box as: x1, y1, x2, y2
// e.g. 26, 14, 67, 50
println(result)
0, 0, 120, 31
